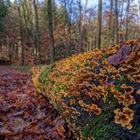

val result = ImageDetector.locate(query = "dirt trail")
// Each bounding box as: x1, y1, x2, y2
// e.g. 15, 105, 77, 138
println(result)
0, 66, 18, 75
0, 66, 67, 140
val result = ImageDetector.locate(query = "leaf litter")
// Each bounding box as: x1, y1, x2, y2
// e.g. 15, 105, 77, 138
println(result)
0, 70, 69, 140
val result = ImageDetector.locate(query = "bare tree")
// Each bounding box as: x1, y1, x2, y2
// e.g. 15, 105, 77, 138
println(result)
108, 0, 113, 45
33, 0, 40, 57
125, 0, 130, 41
46, 0, 55, 63
15, 0, 24, 64
115, 0, 119, 43
97, 0, 102, 49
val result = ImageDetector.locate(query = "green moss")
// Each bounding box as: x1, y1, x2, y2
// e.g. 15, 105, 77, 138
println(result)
63, 85, 69, 92
115, 75, 127, 91
136, 127, 140, 133
102, 53, 108, 59
136, 127, 140, 139
56, 84, 62, 93
83, 124, 93, 138
39, 65, 52, 85
94, 125, 120, 140
75, 63, 80, 70
82, 91, 119, 139
84, 60, 91, 67
82, 108, 120, 139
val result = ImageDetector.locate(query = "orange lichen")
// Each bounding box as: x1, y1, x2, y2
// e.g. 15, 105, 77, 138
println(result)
108, 66, 119, 75
98, 73, 109, 84
32, 39, 139, 135
114, 107, 134, 129
120, 65, 139, 75
112, 90, 122, 97
127, 75, 135, 82
90, 103, 102, 115
121, 84, 134, 94
133, 74, 140, 83
107, 45, 120, 55
112, 89, 135, 106
89, 60, 99, 67
126, 40, 136, 45
79, 100, 101, 115
122, 94, 136, 106
136, 90, 140, 95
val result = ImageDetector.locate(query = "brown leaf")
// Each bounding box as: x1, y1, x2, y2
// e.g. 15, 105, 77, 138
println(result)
9, 118, 27, 133
124, 52, 138, 64
0, 70, 67, 139
55, 125, 65, 137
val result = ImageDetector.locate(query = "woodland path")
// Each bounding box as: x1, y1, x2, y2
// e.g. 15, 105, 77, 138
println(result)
0, 66, 18, 75
0, 66, 67, 140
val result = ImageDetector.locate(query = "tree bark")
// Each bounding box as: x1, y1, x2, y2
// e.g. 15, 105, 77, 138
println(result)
33, 0, 40, 58
16, 0, 24, 65
80, 0, 88, 52
64, 0, 70, 56
97, 0, 102, 49
125, 0, 130, 41
108, 0, 113, 45
115, 0, 119, 44
47, 0, 55, 64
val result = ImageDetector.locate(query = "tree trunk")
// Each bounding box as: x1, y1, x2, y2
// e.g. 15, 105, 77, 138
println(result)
33, 0, 40, 59
97, 0, 102, 49
108, 0, 113, 45
115, 0, 119, 44
52, 0, 55, 30
16, 0, 24, 65
125, 0, 130, 41
21, 0, 33, 48
64, 0, 70, 57
67, 0, 72, 55
47, 0, 55, 64
80, 0, 88, 52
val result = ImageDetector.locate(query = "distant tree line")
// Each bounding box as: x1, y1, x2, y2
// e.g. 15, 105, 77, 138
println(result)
0, 0, 139, 65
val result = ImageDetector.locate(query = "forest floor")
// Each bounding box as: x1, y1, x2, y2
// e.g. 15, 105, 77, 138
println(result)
0, 66, 18, 75
0, 66, 67, 140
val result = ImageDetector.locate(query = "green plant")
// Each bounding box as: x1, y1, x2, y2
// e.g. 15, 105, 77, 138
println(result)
115, 75, 127, 91
39, 66, 52, 85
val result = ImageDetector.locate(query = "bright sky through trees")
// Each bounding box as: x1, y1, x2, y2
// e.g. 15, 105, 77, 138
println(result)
9, 0, 139, 8
9, 0, 97, 7
81, 0, 98, 7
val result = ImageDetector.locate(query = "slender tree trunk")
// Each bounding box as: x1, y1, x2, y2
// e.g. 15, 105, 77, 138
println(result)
125, 0, 130, 41
115, 0, 119, 44
64, 0, 70, 57
97, 0, 102, 49
16, 0, 24, 65
22, 0, 33, 48
80, 0, 88, 52
78, 0, 82, 52
108, 0, 113, 45
47, 0, 55, 63
139, 0, 140, 36
83, 0, 88, 22
52, 0, 55, 30
33, 0, 40, 58
67, 0, 72, 55
119, 0, 124, 30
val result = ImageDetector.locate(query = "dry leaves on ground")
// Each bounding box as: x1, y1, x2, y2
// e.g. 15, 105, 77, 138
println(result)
0, 70, 69, 140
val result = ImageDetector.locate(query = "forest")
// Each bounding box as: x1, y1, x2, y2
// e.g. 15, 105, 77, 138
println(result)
0, 0, 140, 140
